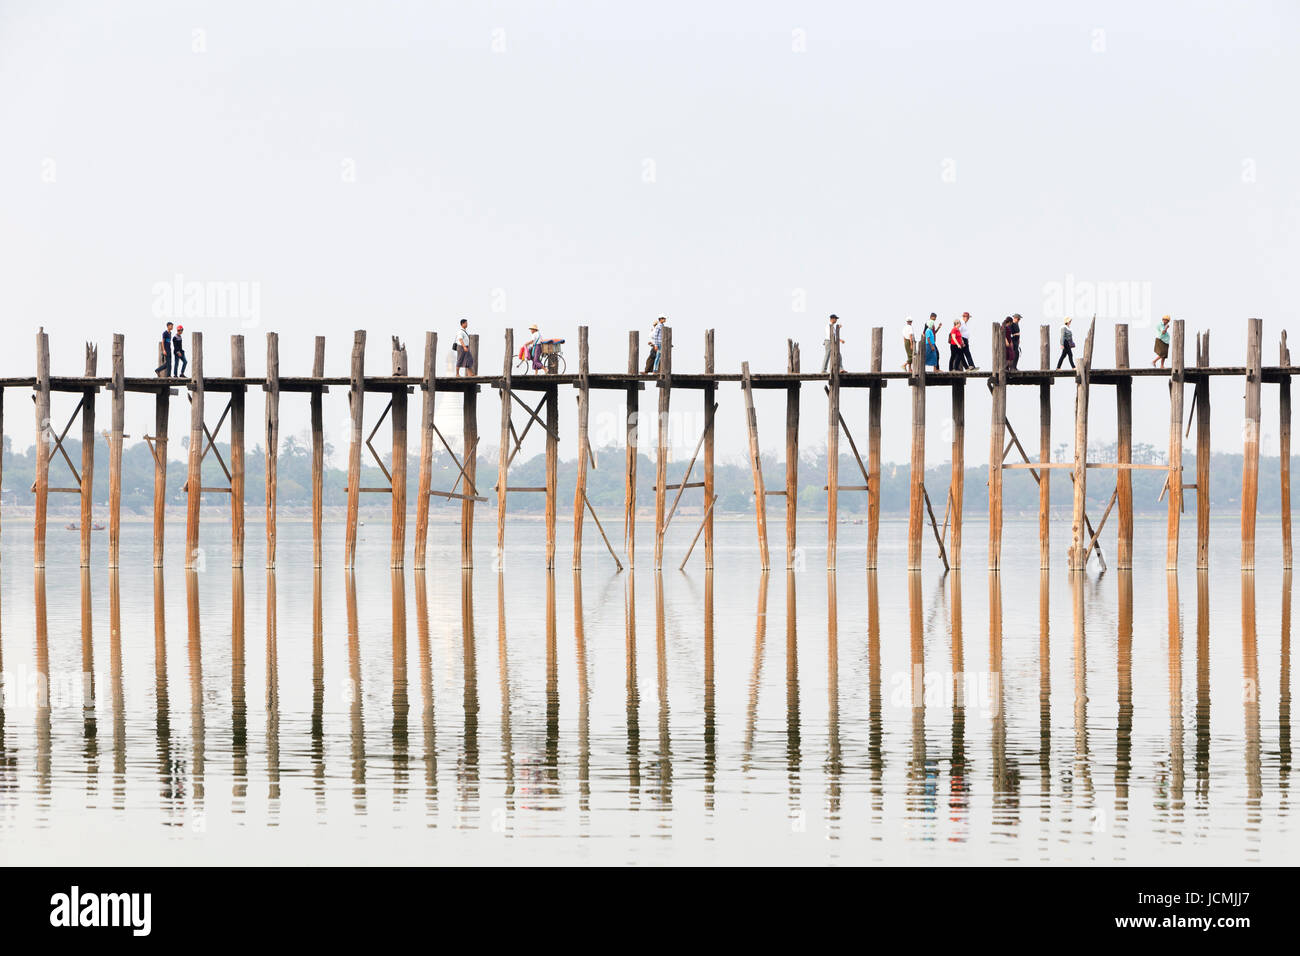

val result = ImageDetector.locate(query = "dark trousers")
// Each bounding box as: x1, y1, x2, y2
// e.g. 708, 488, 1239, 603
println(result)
1056, 345, 1075, 369
155, 344, 171, 376
961, 344, 974, 368
949, 348, 963, 370
174, 351, 188, 376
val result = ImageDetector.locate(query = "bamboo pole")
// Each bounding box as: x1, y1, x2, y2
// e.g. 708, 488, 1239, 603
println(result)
265, 332, 280, 569
625, 331, 638, 568
1038, 325, 1050, 569
826, 334, 841, 571
950, 376, 964, 570
184, 332, 205, 570
310, 337, 325, 569
79, 343, 97, 567
867, 328, 883, 570
907, 333, 926, 571
704, 329, 717, 570
1196, 331, 1211, 570
741, 361, 770, 569
34, 330, 51, 569
496, 328, 514, 562
344, 330, 366, 570
150, 365, 168, 569
1167, 319, 1185, 569
413, 331, 438, 570
988, 322, 1006, 571
1243, 317, 1263, 571
390, 336, 409, 569
653, 327, 672, 570
230, 335, 246, 568
573, 326, 590, 570
462, 333, 479, 569
1282, 331, 1292, 570
1067, 320, 1096, 571
785, 339, 800, 569
1115, 325, 1133, 569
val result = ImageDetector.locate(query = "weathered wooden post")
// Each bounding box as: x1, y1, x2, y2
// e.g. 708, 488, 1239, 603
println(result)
265, 332, 280, 569
1242, 318, 1263, 571
907, 331, 926, 572
1195, 332, 1211, 570
1167, 319, 1185, 570
624, 331, 639, 568
110, 348, 128, 565
231, 335, 246, 569
867, 328, 883, 570
572, 326, 590, 570
310, 336, 325, 569
390, 336, 409, 568
462, 334, 479, 569
740, 361, 770, 569
950, 370, 964, 571
704, 329, 717, 570
496, 328, 514, 561
653, 326, 672, 570
826, 333, 841, 570
344, 331, 366, 570
149, 346, 168, 569
1067, 321, 1096, 571
79, 343, 97, 567
1282, 331, 1293, 571
34, 330, 51, 569
544, 354, 559, 570
184, 332, 205, 570
785, 339, 800, 569
988, 322, 1006, 571
413, 331, 438, 570
1038, 325, 1051, 569
1115, 325, 1133, 569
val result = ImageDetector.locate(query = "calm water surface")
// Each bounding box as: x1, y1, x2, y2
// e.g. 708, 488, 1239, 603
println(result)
0, 516, 1293, 865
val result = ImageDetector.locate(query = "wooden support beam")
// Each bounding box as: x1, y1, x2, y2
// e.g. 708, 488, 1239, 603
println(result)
785, 338, 800, 570
1039, 325, 1050, 570
1116, 325, 1133, 569
413, 331, 438, 570
79, 342, 97, 567
1243, 317, 1263, 571
740, 362, 771, 570
310, 336, 325, 569
867, 328, 883, 570
624, 331, 638, 568
150, 354, 168, 569
344, 330, 366, 570
950, 376, 964, 570
827, 334, 841, 570
390, 336, 409, 569
1282, 330, 1292, 570
653, 327, 672, 570
572, 326, 590, 570
1167, 319, 1185, 570
1067, 320, 1096, 570
988, 322, 1006, 571
34, 329, 51, 569
184, 332, 205, 570
230, 335, 246, 568
462, 334, 479, 569
705, 329, 717, 570
496, 328, 514, 562
265, 332, 280, 569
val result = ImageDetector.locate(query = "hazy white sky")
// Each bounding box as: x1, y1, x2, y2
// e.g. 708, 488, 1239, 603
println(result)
2, 0, 1297, 467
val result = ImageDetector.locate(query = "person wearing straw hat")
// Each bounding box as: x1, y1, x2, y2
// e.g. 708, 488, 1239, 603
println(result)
647, 315, 667, 372
526, 322, 544, 371
959, 311, 977, 369
901, 316, 915, 372
1153, 315, 1171, 368
1056, 316, 1076, 369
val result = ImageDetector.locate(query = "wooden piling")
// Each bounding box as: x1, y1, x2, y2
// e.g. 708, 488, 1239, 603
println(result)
624, 331, 639, 568
705, 329, 717, 570
496, 329, 514, 562
653, 327, 672, 570
1196, 332, 1211, 570
1067, 321, 1096, 571
184, 333, 204, 570
907, 336, 926, 572
413, 331, 438, 570
79, 343, 97, 567
462, 334, 479, 569
310, 337, 325, 569
34, 330, 51, 569
544, 375, 559, 571
950, 375, 964, 571
1115, 325, 1133, 569
150, 361, 168, 569
867, 328, 883, 570
1243, 317, 1263, 571
344, 331, 366, 570
230, 335, 246, 569
1167, 319, 1185, 570
1282, 331, 1293, 570
1038, 326, 1050, 570
785, 339, 800, 570
988, 323, 1006, 571
572, 326, 590, 570
740, 361, 770, 569
390, 336, 409, 569
826, 334, 841, 571
265, 332, 280, 569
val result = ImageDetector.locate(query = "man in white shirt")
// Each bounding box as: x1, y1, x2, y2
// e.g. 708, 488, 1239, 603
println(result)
822, 314, 845, 372
455, 318, 474, 376
959, 311, 977, 369
902, 316, 915, 372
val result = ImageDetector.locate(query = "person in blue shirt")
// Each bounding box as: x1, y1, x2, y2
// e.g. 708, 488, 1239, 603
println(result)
172, 325, 188, 377
154, 322, 174, 376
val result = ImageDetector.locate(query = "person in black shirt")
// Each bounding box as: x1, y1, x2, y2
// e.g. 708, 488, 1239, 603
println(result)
154, 322, 174, 376
172, 325, 188, 377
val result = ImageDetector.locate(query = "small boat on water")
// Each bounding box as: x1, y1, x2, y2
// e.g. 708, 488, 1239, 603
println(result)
64, 522, 107, 531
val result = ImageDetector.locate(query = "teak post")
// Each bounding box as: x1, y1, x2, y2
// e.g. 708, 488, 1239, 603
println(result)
496, 328, 514, 561
1195, 331, 1211, 570
184, 332, 205, 570
1282, 331, 1293, 570
544, 354, 559, 570
390, 336, 409, 569
1067, 321, 1096, 572
906, 333, 926, 571
1166, 319, 1185, 570
988, 323, 1007, 571
704, 329, 717, 570
785, 339, 800, 569
572, 326, 590, 570
826, 334, 841, 570
34, 330, 51, 569
109, 339, 127, 566
264, 332, 280, 569
1038, 325, 1050, 570
230, 334, 246, 569
150, 347, 168, 569
1115, 325, 1133, 569
741, 361, 770, 569
653, 327, 672, 570
866, 328, 883, 570
344, 331, 366, 570
462, 334, 479, 569
950, 372, 965, 571
1242, 317, 1263, 571
413, 331, 438, 570
310, 337, 325, 569
624, 331, 639, 568
79, 343, 97, 567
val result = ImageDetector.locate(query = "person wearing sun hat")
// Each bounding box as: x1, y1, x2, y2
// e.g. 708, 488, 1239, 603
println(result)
959, 311, 976, 369
172, 324, 188, 377
1056, 316, 1076, 369
1153, 315, 1171, 368
901, 316, 915, 372
526, 322, 544, 371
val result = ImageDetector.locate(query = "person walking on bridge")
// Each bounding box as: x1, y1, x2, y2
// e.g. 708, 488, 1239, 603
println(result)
154, 321, 174, 377
172, 325, 188, 377
1056, 317, 1076, 369
1153, 315, 1171, 368
822, 314, 845, 372
901, 316, 915, 372
959, 312, 977, 369
454, 318, 474, 376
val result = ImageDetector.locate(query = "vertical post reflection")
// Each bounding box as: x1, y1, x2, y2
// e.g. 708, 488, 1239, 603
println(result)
991, 571, 1019, 831
231, 569, 247, 813
109, 569, 125, 808
80, 568, 98, 793
785, 570, 801, 819
496, 572, 515, 816
1115, 571, 1134, 827
391, 570, 409, 805
624, 574, 640, 805
545, 572, 560, 799
345, 570, 365, 812
1282, 570, 1292, 800
1195, 571, 1211, 806
35, 571, 51, 820
742, 572, 770, 774
185, 570, 205, 814
949, 571, 967, 843
415, 570, 438, 817
573, 572, 590, 817
907, 572, 930, 837
653, 573, 672, 809
1069, 571, 1091, 837
868, 570, 883, 825
153, 568, 176, 821
703, 571, 716, 812
1242, 572, 1262, 844
1038, 570, 1051, 848
311, 568, 325, 810
459, 569, 479, 823
1163, 572, 1184, 818
826, 572, 842, 837
265, 570, 280, 820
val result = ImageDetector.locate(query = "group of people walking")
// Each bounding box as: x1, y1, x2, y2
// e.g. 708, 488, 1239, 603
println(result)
153, 321, 188, 377
902, 313, 980, 372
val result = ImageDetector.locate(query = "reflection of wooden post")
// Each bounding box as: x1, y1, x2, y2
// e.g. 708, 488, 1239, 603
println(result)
1115, 325, 1133, 569
1281, 331, 1293, 570
1243, 318, 1263, 571
265, 332, 280, 569
950, 376, 964, 570
414, 332, 438, 570
462, 334, 479, 569
184, 333, 204, 570
1067, 321, 1096, 571
34, 330, 51, 569
496, 329, 513, 560
310, 337, 325, 569
624, 331, 639, 568
344, 331, 366, 570
573, 326, 590, 570
80, 343, 97, 567
653, 327, 672, 570
704, 329, 717, 570
867, 329, 883, 570
231, 335, 246, 569
1038, 326, 1051, 570
390, 337, 409, 569
988, 323, 1006, 571
1166, 319, 1185, 570
785, 339, 800, 569
1195, 332, 1211, 570
150, 354, 168, 568
826, 335, 840, 570
741, 362, 770, 569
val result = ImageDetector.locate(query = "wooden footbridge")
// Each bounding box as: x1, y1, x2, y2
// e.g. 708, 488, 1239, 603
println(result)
2, 318, 1290, 574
